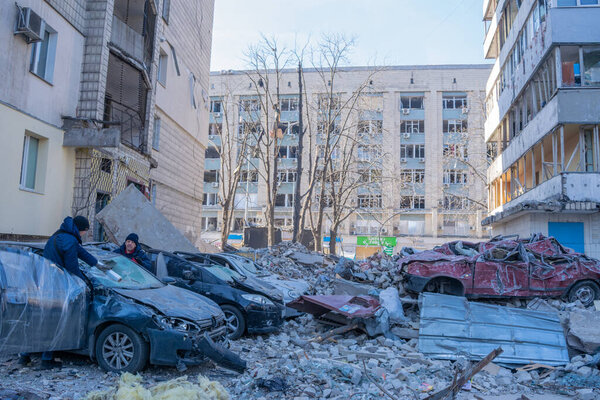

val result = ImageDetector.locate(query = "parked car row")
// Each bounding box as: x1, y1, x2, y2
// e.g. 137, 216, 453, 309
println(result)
0, 241, 308, 374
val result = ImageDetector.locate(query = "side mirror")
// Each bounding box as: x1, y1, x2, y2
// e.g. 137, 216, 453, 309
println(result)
162, 276, 176, 284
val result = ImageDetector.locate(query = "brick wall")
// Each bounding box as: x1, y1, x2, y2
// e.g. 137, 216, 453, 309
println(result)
45, 0, 86, 33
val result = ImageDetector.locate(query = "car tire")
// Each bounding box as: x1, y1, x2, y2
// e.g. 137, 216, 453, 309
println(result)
95, 324, 149, 373
221, 305, 245, 340
568, 281, 600, 307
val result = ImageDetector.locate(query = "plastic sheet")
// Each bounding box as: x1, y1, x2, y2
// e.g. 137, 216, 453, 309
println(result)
0, 248, 88, 355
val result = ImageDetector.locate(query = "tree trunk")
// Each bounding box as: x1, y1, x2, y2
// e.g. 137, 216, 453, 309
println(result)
220, 198, 233, 250
328, 227, 337, 255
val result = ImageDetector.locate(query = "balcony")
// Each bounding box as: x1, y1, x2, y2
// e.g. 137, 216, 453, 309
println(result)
110, 16, 144, 63
204, 158, 220, 170
203, 182, 219, 193
278, 158, 297, 169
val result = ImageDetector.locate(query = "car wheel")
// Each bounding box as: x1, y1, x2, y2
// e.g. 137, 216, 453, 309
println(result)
221, 305, 245, 340
568, 281, 600, 307
95, 324, 149, 373
424, 278, 464, 296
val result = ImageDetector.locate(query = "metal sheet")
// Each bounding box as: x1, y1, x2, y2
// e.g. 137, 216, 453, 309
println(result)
287, 295, 380, 318
418, 293, 569, 366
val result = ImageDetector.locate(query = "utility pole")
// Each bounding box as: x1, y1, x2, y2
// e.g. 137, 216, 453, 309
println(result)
292, 61, 303, 242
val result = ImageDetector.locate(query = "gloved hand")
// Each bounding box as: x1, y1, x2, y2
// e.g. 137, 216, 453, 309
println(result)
96, 260, 112, 271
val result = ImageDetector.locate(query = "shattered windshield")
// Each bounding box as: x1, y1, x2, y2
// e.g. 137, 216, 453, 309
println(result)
80, 251, 163, 290
203, 264, 246, 283
229, 255, 268, 277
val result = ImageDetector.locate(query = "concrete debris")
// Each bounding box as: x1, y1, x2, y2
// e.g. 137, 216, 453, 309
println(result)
567, 310, 600, 354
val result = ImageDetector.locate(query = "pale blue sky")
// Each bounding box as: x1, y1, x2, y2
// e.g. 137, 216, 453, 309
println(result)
210, 0, 492, 71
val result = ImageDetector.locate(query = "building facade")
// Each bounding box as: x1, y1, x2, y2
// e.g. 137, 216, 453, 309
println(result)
482, 0, 600, 257
205, 65, 492, 253
0, 0, 214, 247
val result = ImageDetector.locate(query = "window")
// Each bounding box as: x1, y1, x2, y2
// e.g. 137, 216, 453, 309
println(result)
158, 50, 168, 86
317, 94, 341, 112
443, 170, 468, 184
317, 121, 339, 136
152, 117, 161, 151
318, 145, 339, 160
20, 135, 40, 190
203, 170, 219, 183
358, 120, 383, 136
276, 194, 294, 207
282, 121, 299, 135
561, 46, 582, 87
357, 194, 382, 208
443, 144, 468, 160
400, 95, 424, 110
278, 146, 297, 159
203, 193, 219, 206
205, 147, 220, 159
399, 169, 425, 184
238, 122, 261, 137
443, 120, 468, 134
239, 99, 260, 112
234, 193, 258, 208
399, 196, 425, 209
210, 100, 223, 113
400, 120, 424, 134
442, 95, 467, 109
280, 97, 298, 111
278, 170, 297, 183
316, 194, 333, 207
583, 46, 600, 86
189, 73, 197, 108
29, 22, 57, 83
240, 170, 258, 183
400, 144, 425, 159
444, 195, 470, 210
357, 145, 382, 161
162, 0, 171, 23
100, 158, 112, 174
209, 123, 222, 136
358, 169, 381, 183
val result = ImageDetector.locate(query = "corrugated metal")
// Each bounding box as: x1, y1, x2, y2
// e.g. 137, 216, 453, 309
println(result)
418, 293, 569, 366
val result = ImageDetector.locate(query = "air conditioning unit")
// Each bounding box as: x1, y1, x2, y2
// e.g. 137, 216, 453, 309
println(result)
213, 112, 222, 117
402, 133, 410, 139
418, 158, 425, 163
462, 107, 469, 114
211, 182, 219, 187
400, 158, 407, 163
402, 108, 410, 115
14, 7, 43, 43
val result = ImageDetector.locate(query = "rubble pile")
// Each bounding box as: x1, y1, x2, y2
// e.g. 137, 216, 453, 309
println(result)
335, 252, 402, 290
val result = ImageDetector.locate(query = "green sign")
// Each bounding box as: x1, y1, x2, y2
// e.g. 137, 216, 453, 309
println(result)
356, 236, 397, 247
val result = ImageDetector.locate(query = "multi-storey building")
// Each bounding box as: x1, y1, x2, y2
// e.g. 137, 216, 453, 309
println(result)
482, 0, 600, 257
0, 0, 214, 248
205, 65, 492, 253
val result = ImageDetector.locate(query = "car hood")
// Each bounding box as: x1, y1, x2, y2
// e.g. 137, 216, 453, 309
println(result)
261, 275, 310, 294
114, 284, 223, 322
234, 275, 284, 303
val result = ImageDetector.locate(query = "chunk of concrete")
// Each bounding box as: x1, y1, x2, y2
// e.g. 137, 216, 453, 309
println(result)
567, 310, 600, 354
63, 127, 120, 147
96, 184, 218, 253
333, 278, 376, 296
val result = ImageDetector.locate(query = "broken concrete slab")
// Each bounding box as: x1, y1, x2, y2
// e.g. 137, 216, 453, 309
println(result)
332, 278, 376, 296
567, 309, 600, 354
96, 185, 218, 253
288, 251, 324, 266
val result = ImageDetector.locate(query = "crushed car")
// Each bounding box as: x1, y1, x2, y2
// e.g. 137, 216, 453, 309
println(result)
398, 234, 600, 306
146, 250, 285, 340
0, 243, 246, 373
175, 252, 310, 317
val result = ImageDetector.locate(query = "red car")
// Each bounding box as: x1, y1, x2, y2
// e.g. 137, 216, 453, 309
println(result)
398, 235, 600, 306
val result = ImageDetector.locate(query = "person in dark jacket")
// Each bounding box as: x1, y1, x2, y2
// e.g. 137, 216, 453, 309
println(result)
20, 216, 99, 370
114, 233, 152, 272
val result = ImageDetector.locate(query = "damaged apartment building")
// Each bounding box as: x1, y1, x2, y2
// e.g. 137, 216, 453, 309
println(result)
482, 0, 600, 257
0, 0, 214, 247
205, 65, 492, 250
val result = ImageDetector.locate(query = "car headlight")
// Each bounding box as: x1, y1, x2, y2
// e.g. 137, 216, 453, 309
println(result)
153, 315, 200, 332
241, 294, 274, 306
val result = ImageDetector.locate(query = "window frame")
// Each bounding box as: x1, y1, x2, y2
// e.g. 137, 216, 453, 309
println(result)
29, 21, 57, 84
20, 134, 40, 191
158, 50, 168, 86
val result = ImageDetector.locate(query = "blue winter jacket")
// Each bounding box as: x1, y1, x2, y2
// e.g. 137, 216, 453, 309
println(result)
43, 217, 98, 281
114, 244, 152, 272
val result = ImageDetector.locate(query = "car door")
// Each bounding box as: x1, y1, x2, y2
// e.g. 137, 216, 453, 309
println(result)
0, 249, 88, 355
473, 247, 529, 297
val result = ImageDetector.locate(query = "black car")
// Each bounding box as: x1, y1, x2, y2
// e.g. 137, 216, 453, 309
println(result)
0, 244, 245, 373
146, 250, 285, 340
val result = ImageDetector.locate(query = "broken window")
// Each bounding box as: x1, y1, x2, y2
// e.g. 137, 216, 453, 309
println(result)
315, 194, 334, 207
399, 169, 425, 184
100, 158, 112, 174
357, 194, 382, 208
317, 94, 342, 112
238, 122, 261, 138
561, 46, 581, 87
400, 95, 424, 110
443, 119, 468, 134
239, 99, 260, 112
443, 195, 470, 210
202, 217, 218, 231
400, 120, 424, 134
278, 146, 297, 159
209, 123, 222, 136
240, 170, 258, 183
205, 147, 220, 159
358, 169, 382, 183
278, 170, 297, 183
203, 170, 219, 183
275, 194, 294, 207
202, 193, 219, 206
443, 144, 468, 160
282, 121, 299, 135
399, 195, 425, 209
583, 46, 600, 86
210, 99, 223, 113
442, 95, 467, 109
358, 120, 383, 137
113, 0, 156, 68
357, 145, 382, 161
443, 170, 468, 184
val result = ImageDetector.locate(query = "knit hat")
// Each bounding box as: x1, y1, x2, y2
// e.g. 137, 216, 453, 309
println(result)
125, 233, 139, 246
73, 216, 90, 232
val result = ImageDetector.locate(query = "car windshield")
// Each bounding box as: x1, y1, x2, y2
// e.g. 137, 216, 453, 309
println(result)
81, 250, 163, 290
229, 255, 268, 276
203, 263, 246, 283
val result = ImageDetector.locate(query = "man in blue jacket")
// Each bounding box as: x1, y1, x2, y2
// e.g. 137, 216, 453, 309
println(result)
114, 233, 152, 272
20, 216, 99, 369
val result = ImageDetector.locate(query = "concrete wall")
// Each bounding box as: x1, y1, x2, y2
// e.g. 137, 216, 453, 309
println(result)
0, 1, 85, 127
0, 103, 75, 237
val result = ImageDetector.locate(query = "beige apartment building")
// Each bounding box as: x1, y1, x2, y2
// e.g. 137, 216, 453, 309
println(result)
204, 65, 492, 253
482, 0, 600, 257
0, 0, 214, 248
